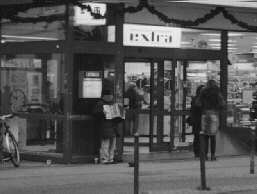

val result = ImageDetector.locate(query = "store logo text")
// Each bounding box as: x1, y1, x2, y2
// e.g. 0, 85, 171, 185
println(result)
130, 31, 173, 44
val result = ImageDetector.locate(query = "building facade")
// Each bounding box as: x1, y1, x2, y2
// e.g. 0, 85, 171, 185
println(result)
0, 0, 256, 163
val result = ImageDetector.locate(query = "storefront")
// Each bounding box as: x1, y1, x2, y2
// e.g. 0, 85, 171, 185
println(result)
0, 1, 256, 163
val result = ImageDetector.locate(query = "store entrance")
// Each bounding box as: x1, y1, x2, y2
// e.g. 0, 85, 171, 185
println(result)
124, 59, 221, 153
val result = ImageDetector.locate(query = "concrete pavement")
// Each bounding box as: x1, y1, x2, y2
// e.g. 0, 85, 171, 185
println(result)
0, 155, 257, 193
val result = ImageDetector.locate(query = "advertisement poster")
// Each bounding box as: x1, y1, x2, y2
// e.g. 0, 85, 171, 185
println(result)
27, 72, 42, 104
79, 71, 102, 98
47, 60, 58, 99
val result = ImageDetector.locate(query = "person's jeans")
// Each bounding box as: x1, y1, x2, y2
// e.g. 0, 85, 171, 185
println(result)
100, 136, 116, 163
125, 110, 139, 136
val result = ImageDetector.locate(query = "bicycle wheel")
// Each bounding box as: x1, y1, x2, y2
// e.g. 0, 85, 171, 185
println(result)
6, 133, 20, 167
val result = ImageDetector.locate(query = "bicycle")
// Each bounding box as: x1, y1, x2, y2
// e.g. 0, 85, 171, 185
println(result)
0, 113, 20, 167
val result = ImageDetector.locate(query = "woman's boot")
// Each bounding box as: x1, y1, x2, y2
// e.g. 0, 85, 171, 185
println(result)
211, 154, 217, 161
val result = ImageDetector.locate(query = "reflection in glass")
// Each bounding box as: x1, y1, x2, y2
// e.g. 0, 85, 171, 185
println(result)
164, 61, 172, 110
1, 54, 65, 153
175, 61, 184, 110
181, 29, 221, 50
73, 3, 115, 42
173, 116, 194, 146
124, 62, 150, 143
186, 60, 221, 111
1, 6, 65, 42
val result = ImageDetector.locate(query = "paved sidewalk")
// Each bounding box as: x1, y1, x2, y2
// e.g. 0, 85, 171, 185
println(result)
139, 155, 257, 193
0, 155, 257, 193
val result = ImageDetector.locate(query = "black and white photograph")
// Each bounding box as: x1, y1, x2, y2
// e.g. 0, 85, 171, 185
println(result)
0, 0, 257, 193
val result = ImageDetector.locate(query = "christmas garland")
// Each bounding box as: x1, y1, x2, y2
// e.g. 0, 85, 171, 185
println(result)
123, 0, 257, 32
0, 0, 256, 32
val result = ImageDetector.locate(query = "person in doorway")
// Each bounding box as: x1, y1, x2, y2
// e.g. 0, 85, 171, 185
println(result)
92, 90, 118, 164
190, 85, 205, 158
124, 82, 144, 136
196, 80, 225, 161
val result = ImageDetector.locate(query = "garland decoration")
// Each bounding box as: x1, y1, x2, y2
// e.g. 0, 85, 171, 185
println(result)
71, 0, 107, 19
0, 0, 256, 32
0, 1, 65, 23
6, 14, 65, 23
122, 0, 257, 32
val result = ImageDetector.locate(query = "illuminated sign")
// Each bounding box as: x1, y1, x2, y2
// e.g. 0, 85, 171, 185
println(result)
123, 24, 181, 48
74, 3, 106, 26
79, 71, 102, 98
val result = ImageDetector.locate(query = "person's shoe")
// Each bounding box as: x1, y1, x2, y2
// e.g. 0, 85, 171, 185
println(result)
101, 160, 110, 165
109, 160, 117, 164
211, 155, 217, 161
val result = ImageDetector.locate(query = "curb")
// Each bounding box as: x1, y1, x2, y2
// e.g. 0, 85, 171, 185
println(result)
142, 184, 257, 194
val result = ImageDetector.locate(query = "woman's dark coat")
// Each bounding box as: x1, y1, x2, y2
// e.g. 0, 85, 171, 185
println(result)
191, 96, 202, 134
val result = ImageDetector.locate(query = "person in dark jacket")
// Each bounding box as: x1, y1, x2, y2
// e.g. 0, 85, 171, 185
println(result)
197, 80, 225, 161
190, 85, 205, 158
124, 82, 144, 136
92, 90, 117, 164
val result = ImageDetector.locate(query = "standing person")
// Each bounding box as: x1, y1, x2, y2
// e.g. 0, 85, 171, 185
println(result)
124, 82, 144, 136
197, 80, 225, 161
189, 85, 205, 158
92, 90, 118, 164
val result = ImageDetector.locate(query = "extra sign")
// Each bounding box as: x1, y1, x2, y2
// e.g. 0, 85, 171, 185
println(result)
123, 24, 181, 48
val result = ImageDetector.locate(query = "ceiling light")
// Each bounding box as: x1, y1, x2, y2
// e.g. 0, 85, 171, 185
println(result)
210, 47, 220, 49
2, 35, 58, 40
202, 33, 243, 37
228, 33, 244, 37
228, 47, 238, 50
209, 39, 220, 42
181, 41, 191, 45
229, 40, 237, 43
208, 39, 237, 43
209, 44, 220, 46
201, 33, 220, 36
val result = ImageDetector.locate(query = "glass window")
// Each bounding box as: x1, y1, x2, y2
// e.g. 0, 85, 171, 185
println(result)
227, 32, 257, 128
187, 60, 220, 94
1, 54, 65, 154
1, 5, 65, 42
181, 29, 221, 50
73, 3, 116, 42
124, 62, 150, 110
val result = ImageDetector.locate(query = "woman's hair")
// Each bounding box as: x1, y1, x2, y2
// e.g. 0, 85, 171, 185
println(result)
201, 79, 221, 107
128, 82, 136, 89
196, 85, 205, 96
206, 80, 218, 89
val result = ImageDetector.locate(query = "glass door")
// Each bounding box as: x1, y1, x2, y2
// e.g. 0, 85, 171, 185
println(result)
150, 60, 221, 151
150, 60, 191, 151
124, 59, 221, 152
149, 60, 173, 151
